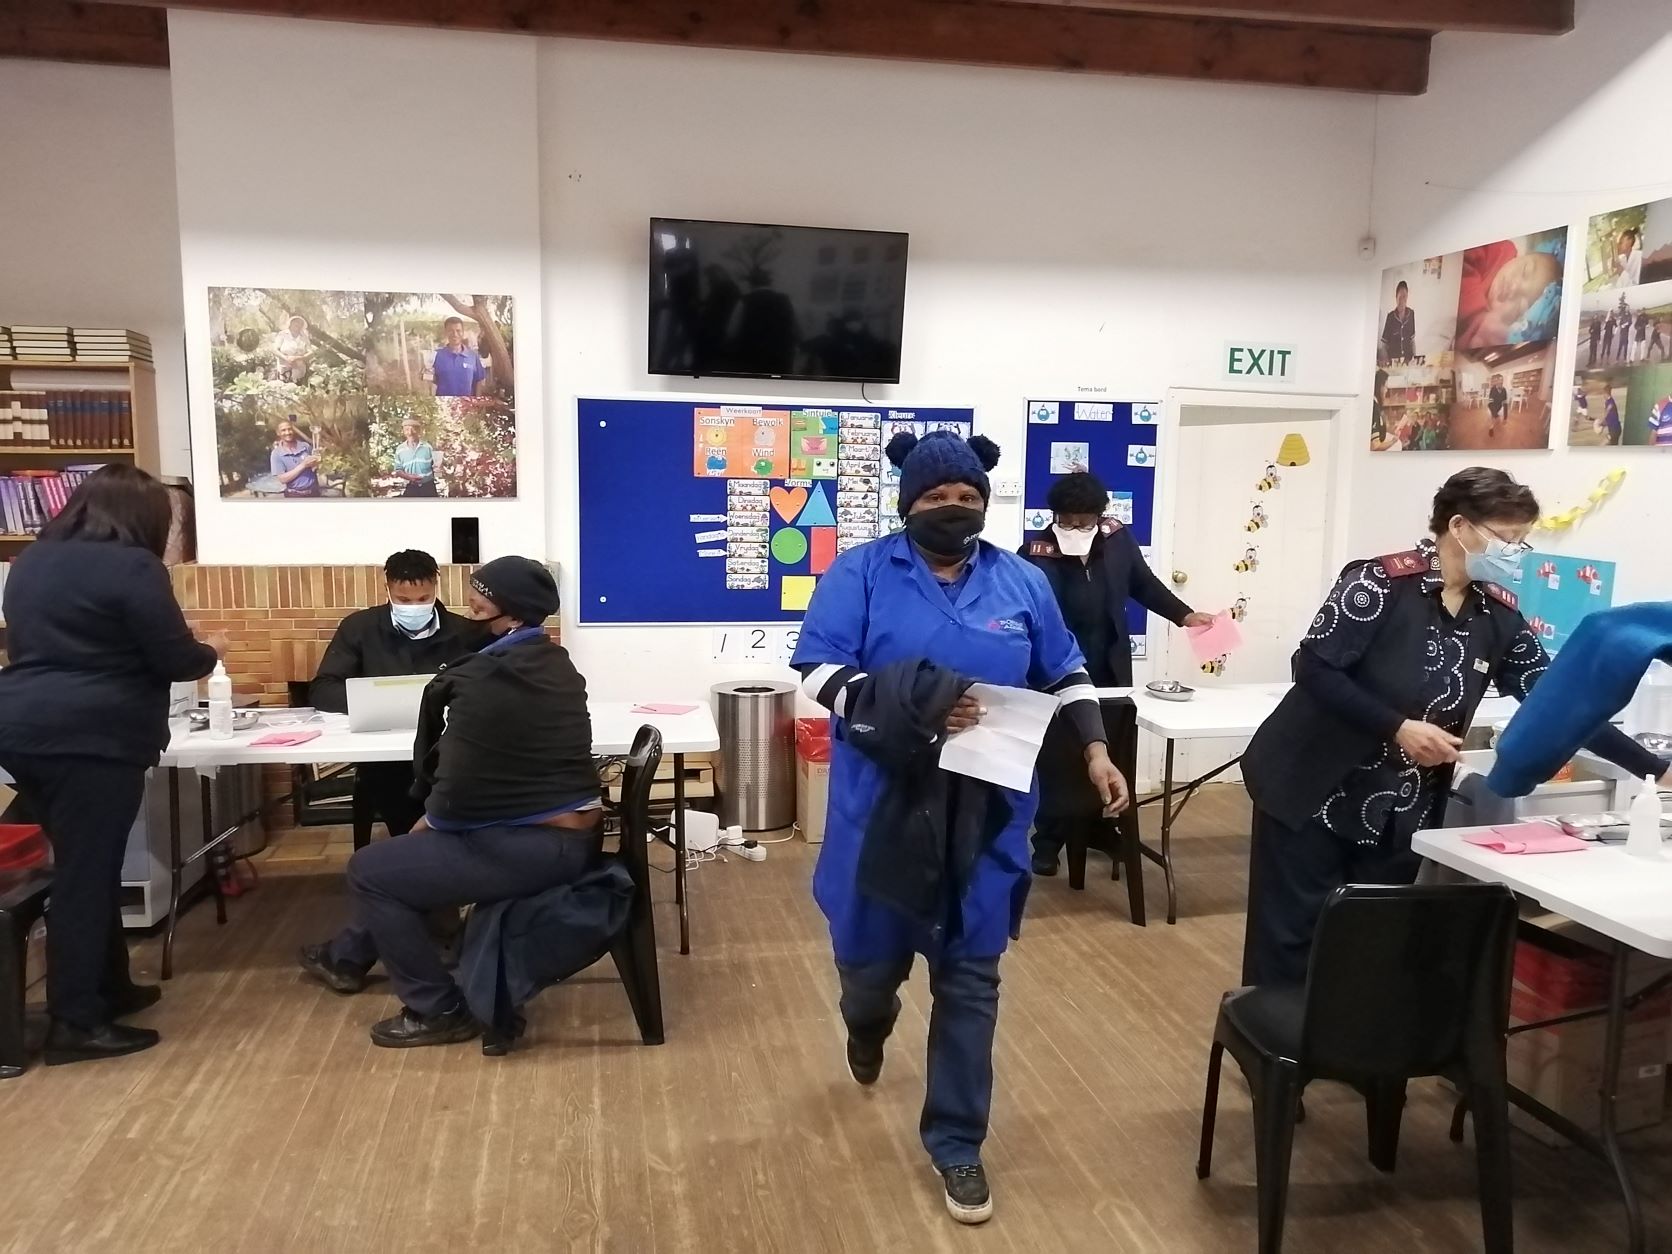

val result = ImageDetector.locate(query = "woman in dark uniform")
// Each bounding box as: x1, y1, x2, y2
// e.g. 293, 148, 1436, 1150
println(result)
1240, 467, 1670, 985
1019, 472, 1213, 876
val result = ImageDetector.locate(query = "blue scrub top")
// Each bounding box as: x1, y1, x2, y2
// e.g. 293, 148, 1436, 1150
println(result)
792, 530, 1087, 964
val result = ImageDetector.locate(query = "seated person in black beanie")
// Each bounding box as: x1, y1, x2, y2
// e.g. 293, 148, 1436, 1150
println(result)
309, 548, 487, 839
299, 556, 602, 1048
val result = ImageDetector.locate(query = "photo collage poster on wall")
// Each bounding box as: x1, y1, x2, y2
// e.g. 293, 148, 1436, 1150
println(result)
1370, 228, 1568, 452
207, 287, 517, 500
1569, 196, 1672, 449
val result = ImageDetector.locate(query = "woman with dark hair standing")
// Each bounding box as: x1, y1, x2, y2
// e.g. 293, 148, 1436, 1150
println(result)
0, 465, 222, 1064
1240, 467, 1670, 986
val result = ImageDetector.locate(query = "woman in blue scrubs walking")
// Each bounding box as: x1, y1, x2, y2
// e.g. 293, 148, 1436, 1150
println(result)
793, 430, 1127, 1225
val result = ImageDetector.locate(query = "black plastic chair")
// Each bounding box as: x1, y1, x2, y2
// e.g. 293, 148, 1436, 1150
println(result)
1064, 698, 1146, 923
1197, 882, 1518, 1254
609, 726, 665, 1045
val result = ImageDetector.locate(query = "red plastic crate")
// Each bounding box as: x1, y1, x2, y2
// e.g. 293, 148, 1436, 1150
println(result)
0, 825, 48, 873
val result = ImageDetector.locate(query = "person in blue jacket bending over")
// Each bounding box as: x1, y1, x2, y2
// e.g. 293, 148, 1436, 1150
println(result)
792, 429, 1127, 1226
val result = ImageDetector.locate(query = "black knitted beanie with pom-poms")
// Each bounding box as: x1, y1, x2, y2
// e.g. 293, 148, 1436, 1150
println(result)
889, 429, 1001, 516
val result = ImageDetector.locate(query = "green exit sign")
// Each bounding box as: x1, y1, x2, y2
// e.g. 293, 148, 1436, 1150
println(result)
1223, 342, 1296, 382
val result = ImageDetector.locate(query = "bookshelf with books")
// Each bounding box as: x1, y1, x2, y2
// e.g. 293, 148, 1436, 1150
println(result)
0, 334, 159, 548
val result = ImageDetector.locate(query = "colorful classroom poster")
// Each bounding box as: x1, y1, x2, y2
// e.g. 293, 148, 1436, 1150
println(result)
693, 406, 790, 478
1511, 551, 1616, 652
1569, 196, 1672, 449
1370, 229, 1567, 452
789, 408, 840, 478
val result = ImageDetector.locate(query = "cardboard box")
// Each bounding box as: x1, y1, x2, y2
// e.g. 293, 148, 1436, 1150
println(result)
1506, 920, 1672, 1145
796, 756, 829, 844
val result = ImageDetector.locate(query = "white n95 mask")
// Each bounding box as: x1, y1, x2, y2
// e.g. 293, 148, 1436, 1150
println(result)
1052, 525, 1095, 557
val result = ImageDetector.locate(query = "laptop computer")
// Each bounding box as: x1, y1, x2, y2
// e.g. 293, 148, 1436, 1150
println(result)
346, 674, 435, 733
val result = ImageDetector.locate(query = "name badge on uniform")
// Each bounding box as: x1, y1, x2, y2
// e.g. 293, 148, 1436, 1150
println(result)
1473, 658, 1490, 674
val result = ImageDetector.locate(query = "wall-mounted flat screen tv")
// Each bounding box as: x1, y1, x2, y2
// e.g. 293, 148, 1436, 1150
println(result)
648, 217, 908, 384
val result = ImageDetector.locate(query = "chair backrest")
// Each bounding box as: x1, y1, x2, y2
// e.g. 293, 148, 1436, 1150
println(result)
615, 725, 665, 891
1301, 882, 1517, 1081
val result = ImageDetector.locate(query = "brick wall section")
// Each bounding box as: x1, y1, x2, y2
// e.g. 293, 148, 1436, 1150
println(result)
169, 563, 482, 703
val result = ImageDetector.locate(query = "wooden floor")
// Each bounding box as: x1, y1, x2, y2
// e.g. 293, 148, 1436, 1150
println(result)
3, 788, 1671, 1252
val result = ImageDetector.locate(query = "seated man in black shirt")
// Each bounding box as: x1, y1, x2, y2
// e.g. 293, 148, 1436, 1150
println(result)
1020, 472, 1212, 876
299, 557, 602, 1048
310, 549, 487, 839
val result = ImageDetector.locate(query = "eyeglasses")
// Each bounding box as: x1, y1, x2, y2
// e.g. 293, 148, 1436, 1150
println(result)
1053, 520, 1099, 533
1470, 519, 1533, 557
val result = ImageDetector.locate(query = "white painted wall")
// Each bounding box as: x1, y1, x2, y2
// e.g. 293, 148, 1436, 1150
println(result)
539, 39, 1377, 699
0, 62, 190, 476
167, 12, 547, 563
1351, 0, 1672, 605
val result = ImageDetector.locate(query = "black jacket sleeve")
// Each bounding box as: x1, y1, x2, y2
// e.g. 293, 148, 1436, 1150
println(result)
309, 613, 365, 713
1119, 530, 1193, 626
410, 667, 456, 806
124, 551, 218, 683
1293, 648, 1405, 740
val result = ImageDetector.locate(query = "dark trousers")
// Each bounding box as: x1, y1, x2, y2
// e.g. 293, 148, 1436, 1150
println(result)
355, 761, 424, 837
327, 825, 596, 1017
1242, 808, 1422, 986
838, 953, 1002, 1168
0, 752, 146, 1028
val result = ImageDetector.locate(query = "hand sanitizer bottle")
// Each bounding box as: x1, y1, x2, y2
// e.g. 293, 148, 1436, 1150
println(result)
1627, 775, 1662, 859
207, 661, 234, 740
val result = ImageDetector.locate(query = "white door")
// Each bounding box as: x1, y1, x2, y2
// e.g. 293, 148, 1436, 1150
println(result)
1162, 406, 1336, 781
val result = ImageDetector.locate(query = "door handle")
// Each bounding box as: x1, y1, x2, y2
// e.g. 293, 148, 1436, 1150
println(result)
1171, 570, 1188, 586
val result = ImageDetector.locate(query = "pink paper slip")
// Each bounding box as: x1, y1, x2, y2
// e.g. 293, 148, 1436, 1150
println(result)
249, 729, 323, 747
1187, 613, 1243, 662
1463, 825, 1589, 855
631, 703, 699, 716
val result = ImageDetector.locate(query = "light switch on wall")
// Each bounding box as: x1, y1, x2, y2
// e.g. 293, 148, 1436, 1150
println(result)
992, 477, 1022, 500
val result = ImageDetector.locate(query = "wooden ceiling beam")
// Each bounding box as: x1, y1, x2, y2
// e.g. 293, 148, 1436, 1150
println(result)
986, 0, 1573, 36
0, 1, 169, 67
93, 0, 1432, 94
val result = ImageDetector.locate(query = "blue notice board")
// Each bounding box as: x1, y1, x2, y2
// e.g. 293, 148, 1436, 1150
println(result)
1512, 551, 1616, 653
577, 397, 976, 625
1021, 399, 1162, 646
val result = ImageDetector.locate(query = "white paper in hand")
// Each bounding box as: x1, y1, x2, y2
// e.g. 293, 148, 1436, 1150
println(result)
938, 683, 1061, 793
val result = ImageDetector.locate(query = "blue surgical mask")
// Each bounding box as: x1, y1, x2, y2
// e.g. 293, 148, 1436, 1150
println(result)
390, 601, 436, 633
1463, 523, 1525, 588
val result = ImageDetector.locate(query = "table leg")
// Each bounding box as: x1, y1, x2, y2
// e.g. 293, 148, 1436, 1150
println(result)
162, 768, 182, 981
673, 753, 689, 956
1158, 740, 1179, 924
1601, 941, 1645, 1254
201, 775, 227, 926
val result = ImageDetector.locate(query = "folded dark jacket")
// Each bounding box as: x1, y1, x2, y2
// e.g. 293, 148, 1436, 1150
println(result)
1488, 603, 1672, 796
458, 861, 635, 1038
844, 659, 1012, 927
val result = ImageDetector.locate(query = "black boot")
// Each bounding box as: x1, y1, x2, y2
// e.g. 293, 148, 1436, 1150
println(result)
370, 1004, 480, 1049
1031, 841, 1061, 877
44, 1021, 160, 1066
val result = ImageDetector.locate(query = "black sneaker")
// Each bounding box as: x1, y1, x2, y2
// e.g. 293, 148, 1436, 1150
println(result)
370, 1005, 480, 1049
941, 1163, 993, 1224
1031, 848, 1060, 877
298, 944, 368, 995
847, 1034, 884, 1086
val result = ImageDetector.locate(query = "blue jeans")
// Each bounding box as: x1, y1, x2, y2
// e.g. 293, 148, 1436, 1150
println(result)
837, 953, 1002, 1168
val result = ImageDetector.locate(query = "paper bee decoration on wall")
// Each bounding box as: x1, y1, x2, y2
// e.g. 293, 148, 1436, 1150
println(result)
1230, 597, 1249, 622
1234, 546, 1259, 574
1200, 656, 1227, 676
1256, 464, 1282, 492
1245, 503, 1268, 532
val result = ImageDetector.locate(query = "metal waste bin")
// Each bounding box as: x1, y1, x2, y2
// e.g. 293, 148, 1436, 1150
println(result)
712, 680, 797, 832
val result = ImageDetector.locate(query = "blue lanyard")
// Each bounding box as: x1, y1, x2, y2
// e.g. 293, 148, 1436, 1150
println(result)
479, 625, 545, 655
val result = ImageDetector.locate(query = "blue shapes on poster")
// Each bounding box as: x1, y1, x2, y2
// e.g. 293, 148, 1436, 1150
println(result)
798, 482, 837, 527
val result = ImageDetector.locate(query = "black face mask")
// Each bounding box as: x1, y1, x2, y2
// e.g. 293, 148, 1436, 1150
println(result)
905, 505, 985, 561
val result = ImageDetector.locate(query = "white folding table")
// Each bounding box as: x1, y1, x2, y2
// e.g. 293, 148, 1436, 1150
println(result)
1097, 683, 1519, 925
157, 702, 720, 974
1413, 826, 1672, 1254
